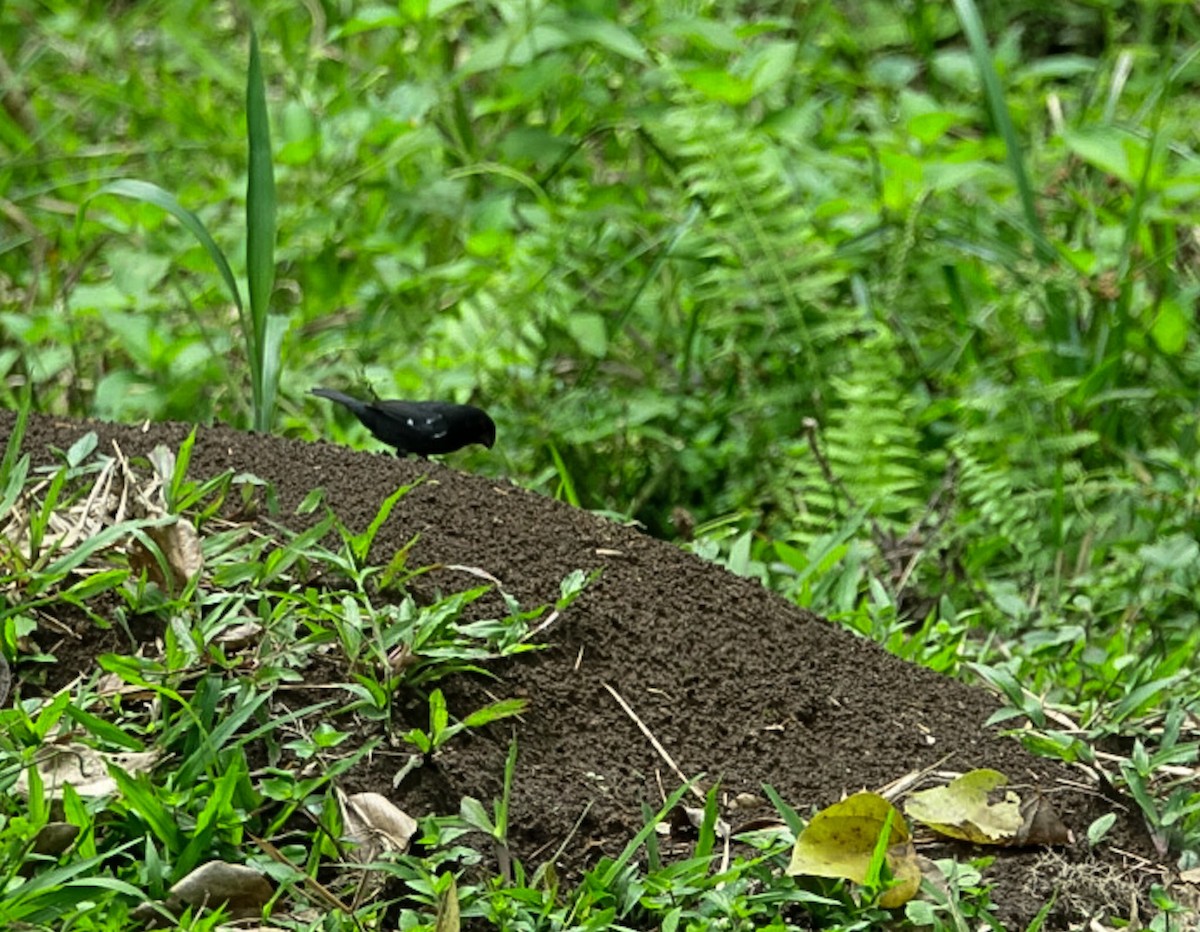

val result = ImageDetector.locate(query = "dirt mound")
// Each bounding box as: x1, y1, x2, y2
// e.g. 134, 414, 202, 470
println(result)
2, 409, 1158, 926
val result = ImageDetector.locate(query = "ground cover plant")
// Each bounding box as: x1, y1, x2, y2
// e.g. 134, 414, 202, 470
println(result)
1, 0, 1199, 927
3, 408, 1174, 930
0, 422, 575, 927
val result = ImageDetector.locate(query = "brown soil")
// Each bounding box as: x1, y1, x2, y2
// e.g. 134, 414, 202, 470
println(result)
1, 409, 1164, 928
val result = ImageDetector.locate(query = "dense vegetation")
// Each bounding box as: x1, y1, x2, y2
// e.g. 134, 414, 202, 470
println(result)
2, 0, 1198, 926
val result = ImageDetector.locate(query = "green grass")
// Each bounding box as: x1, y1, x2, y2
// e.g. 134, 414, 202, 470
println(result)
2, 0, 1199, 925
0, 432, 1015, 929
0, 434, 596, 927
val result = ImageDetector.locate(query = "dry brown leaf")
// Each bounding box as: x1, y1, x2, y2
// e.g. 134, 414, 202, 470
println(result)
168, 860, 273, 918
148, 517, 204, 585
1015, 792, 1073, 846
33, 821, 80, 856
338, 789, 418, 862
215, 620, 264, 649
678, 805, 731, 839
729, 792, 764, 811
13, 744, 160, 799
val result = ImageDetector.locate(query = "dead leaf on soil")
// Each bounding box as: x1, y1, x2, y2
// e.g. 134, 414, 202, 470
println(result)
904, 769, 1071, 846
129, 515, 204, 592
214, 619, 264, 649
445, 563, 505, 587
337, 788, 418, 862
32, 821, 80, 856
166, 860, 273, 918
687, 805, 731, 839
12, 744, 160, 799
661, 804, 731, 840
121, 441, 205, 592
150, 517, 204, 583
731, 815, 789, 835
1015, 790, 1072, 846
786, 791, 921, 908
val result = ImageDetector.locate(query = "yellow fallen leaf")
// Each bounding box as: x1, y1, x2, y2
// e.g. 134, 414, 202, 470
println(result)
786, 791, 920, 908
904, 769, 1023, 844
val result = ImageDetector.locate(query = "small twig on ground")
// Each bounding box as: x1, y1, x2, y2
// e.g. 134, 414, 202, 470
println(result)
251, 831, 363, 930
523, 608, 560, 642
527, 799, 593, 867
874, 753, 954, 801
603, 682, 705, 804
445, 563, 505, 588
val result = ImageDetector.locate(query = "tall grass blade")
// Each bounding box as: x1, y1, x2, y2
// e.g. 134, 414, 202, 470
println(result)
0, 389, 30, 522
951, 0, 1055, 266
246, 28, 279, 432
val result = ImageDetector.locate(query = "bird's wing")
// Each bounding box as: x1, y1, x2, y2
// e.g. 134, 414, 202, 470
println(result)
376, 402, 450, 439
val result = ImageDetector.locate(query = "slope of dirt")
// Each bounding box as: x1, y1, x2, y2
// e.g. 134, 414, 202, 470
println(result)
1, 409, 1161, 927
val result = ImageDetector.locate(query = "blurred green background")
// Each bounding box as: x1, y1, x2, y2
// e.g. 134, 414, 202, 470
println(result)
3, 0, 1199, 714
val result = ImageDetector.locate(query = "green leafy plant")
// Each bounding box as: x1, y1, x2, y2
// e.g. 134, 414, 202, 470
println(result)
401, 688, 526, 757
5, 1, 1200, 925
78, 31, 282, 432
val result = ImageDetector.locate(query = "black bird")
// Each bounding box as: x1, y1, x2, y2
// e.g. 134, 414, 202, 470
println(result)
312, 388, 496, 457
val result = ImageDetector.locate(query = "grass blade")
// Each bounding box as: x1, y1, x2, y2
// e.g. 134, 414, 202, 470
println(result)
245, 28, 278, 433
951, 0, 1055, 265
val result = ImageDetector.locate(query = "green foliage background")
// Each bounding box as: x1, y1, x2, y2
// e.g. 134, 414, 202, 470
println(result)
3, 0, 1199, 721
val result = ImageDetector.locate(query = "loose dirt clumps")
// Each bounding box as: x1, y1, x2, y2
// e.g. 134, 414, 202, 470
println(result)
1, 410, 1162, 927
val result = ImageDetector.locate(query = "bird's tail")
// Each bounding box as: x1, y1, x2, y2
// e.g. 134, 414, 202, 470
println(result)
311, 387, 367, 414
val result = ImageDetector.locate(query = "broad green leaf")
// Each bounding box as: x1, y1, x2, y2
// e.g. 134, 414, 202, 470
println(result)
906, 110, 959, 145
461, 698, 528, 728
748, 41, 797, 95
459, 796, 495, 834
458, 26, 569, 75
63, 569, 129, 602
1149, 297, 1189, 354
679, 67, 754, 105
65, 705, 144, 751
277, 100, 320, 165
650, 16, 741, 52
1061, 126, 1154, 188
560, 16, 647, 63
335, 5, 406, 37
64, 432, 97, 467
435, 875, 460, 932
566, 312, 608, 358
